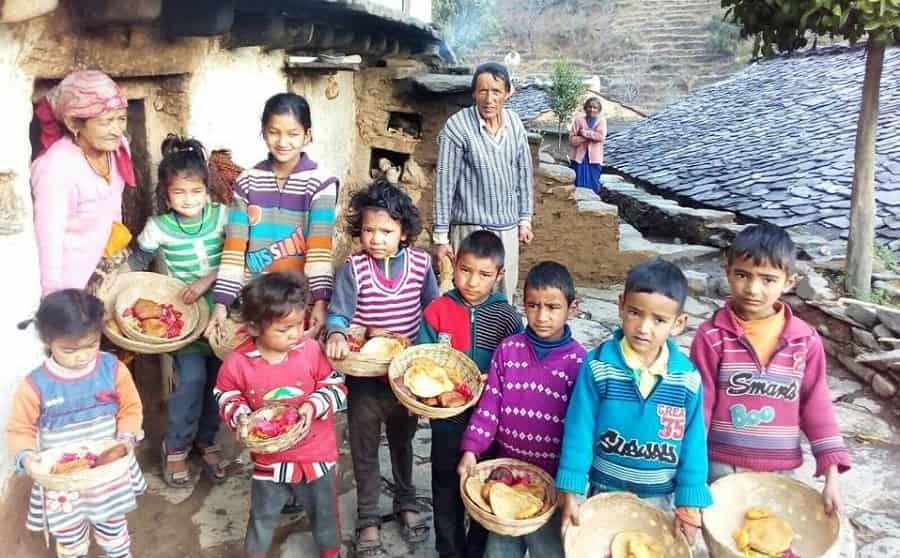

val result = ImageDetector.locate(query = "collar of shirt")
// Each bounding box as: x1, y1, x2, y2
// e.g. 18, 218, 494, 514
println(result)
475, 106, 507, 138
619, 338, 669, 378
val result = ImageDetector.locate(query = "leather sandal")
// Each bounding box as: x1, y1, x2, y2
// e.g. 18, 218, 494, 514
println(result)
194, 443, 228, 484
161, 441, 193, 488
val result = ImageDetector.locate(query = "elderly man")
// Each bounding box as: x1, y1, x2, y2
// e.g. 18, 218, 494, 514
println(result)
433, 62, 534, 300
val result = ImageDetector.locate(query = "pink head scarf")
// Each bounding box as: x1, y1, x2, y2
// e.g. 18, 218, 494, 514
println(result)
34, 70, 136, 187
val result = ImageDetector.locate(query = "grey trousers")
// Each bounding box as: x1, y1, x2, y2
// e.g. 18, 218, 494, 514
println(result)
450, 224, 520, 302
245, 469, 340, 558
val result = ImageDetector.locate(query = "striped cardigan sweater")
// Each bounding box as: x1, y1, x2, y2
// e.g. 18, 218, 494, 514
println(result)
460, 332, 586, 474
556, 331, 713, 508
213, 153, 338, 305
433, 106, 534, 243
691, 302, 851, 476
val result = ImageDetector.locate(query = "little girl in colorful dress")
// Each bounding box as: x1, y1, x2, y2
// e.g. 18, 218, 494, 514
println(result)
8, 289, 146, 558
124, 135, 228, 487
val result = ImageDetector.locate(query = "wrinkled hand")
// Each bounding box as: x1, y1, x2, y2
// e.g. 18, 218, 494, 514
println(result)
22, 453, 41, 480
457, 451, 477, 479
560, 492, 580, 536
326, 332, 350, 360
518, 225, 534, 244
305, 301, 327, 340
674, 516, 699, 544
822, 470, 844, 515
434, 243, 454, 263
182, 280, 207, 305
295, 402, 316, 442
205, 304, 228, 338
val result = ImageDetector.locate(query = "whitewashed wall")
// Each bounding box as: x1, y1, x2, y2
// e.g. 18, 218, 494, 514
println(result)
0, 26, 50, 494
291, 71, 357, 183
368, 0, 432, 22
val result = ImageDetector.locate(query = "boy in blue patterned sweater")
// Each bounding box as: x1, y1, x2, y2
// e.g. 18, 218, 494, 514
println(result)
555, 260, 712, 542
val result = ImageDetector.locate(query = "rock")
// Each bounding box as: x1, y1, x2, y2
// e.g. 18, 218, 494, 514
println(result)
683, 296, 717, 317
537, 163, 575, 184
874, 323, 895, 341
539, 150, 555, 164
411, 73, 472, 94
845, 302, 880, 328
577, 298, 621, 325
577, 286, 621, 303
683, 270, 709, 296
872, 373, 898, 398
713, 275, 732, 297
827, 374, 863, 400
795, 270, 835, 301
837, 354, 877, 383
834, 401, 895, 439
876, 307, 900, 336
852, 327, 882, 351
874, 280, 900, 299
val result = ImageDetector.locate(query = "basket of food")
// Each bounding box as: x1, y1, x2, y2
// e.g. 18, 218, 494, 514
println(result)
460, 458, 558, 537
30, 439, 132, 492
114, 276, 200, 343
388, 344, 482, 419
239, 403, 308, 454
564, 492, 692, 558
208, 315, 250, 361
702, 473, 841, 558
328, 326, 410, 377
101, 273, 210, 354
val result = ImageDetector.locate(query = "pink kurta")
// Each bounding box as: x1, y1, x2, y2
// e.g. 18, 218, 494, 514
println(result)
31, 135, 125, 295
569, 115, 607, 165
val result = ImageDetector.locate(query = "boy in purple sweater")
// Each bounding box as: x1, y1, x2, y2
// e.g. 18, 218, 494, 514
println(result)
458, 261, 585, 558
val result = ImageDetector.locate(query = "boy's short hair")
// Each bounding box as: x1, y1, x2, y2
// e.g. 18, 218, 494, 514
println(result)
728, 223, 796, 273
240, 271, 309, 330
524, 261, 576, 305
456, 230, 505, 269
624, 259, 688, 310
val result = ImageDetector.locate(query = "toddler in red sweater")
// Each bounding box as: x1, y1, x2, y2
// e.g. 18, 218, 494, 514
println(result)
214, 271, 347, 558
691, 224, 849, 515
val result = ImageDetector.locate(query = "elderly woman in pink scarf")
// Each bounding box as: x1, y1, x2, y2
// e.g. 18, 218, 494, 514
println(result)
31, 70, 136, 296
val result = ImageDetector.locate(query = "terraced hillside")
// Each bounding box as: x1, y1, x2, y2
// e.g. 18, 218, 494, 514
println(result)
477, 0, 746, 112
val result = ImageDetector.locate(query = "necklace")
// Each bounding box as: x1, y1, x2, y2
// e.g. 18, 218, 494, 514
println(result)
173, 205, 207, 235
83, 150, 111, 182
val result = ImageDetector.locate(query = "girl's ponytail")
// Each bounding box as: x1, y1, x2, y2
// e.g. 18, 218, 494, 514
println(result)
156, 134, 211, 213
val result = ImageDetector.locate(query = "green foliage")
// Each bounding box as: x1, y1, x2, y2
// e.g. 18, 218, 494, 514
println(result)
876, 244, 900, 273
865, 287, 895, 306
705, 15, 744, 55
433, 0, 498, 59
547, 61, 586, 127
722, 0, 900, 56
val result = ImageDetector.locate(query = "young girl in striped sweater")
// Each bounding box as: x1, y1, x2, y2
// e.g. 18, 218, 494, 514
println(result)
205, 93, 339, 340
325, 179, 439, 558
125, 135, 229, 487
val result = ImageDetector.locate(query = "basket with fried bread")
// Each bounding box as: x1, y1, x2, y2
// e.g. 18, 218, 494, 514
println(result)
328, 326, 410, 377
564, 492, 692, 558
113, 274, 201, 344
101, 273, 210, 354
460, 458, 558, 536
31, 438, 133, 492
388, 344, 483, 419
238, 403, 308, 454
702, 472, 841, 558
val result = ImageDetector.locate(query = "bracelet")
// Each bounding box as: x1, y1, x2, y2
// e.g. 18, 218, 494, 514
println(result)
15, 449, 36, 474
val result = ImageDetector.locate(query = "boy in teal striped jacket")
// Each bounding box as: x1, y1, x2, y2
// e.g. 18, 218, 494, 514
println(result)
556, 260, 712, 542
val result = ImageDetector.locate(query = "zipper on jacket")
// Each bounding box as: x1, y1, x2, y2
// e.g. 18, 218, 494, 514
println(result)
737, 336, 788, 375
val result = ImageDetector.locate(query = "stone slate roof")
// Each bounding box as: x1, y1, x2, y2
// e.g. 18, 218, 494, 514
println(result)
604, 46, 900, 248
507, 85, 553, 122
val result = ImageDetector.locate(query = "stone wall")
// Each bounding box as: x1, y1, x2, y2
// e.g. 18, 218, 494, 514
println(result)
520, 164, 639, 284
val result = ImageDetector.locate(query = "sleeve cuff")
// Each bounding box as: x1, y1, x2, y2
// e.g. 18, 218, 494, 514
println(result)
555, 467, 589, 495
213, 292, 236, 306
308, 392, 330, 419
814, 450, 851, 476
674, 484, 713, 508
15, 449, 36, 475
310, 288, 333, 302
432, 231, 450, 245
518, 219, 532, 228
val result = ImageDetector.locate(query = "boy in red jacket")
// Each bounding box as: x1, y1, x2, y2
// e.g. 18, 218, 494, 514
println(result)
691, 224, 849, 515
214, 271, 347, 558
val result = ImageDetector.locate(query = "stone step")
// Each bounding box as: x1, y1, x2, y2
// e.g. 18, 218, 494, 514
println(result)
602, 175, 736, 246
618, 222, 722, 262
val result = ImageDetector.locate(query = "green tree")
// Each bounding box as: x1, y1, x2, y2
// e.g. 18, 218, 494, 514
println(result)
722, 0, 900, 299
547, 60, 586, 152
433, 0, 497, 60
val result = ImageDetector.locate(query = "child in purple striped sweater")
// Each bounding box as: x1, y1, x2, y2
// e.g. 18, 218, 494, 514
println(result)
458, 261, 585, 558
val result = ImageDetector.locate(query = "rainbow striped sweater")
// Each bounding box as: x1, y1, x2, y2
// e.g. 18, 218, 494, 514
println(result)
212, 153, 338, 305
691, 302, 851, 476
555, 331, 712, 508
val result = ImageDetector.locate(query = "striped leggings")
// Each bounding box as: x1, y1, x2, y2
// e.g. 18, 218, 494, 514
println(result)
53, 516, 130, 558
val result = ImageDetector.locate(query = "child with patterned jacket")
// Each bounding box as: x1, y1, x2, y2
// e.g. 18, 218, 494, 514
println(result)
323, 179, 439, 557
556, 260, 712, 542
214, 271, 347, 558
691, 224, 850, 514
124, 134, 229, 487
8, 290, 145, 558
457, 261, 585, 558
417, 230, 523, 558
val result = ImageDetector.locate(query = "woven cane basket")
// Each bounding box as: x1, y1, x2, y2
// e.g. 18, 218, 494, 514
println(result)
239, 404, 307, 454
702, 472, 841, 558
113, 274, 201, 343
564, 492, 692, 558
101, 273, 209, 354
329, 352, 394, 377
208, 316, 250, 361
460, 458, 558, 537
31, 438, 133, 492
387, 344, 483, 419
